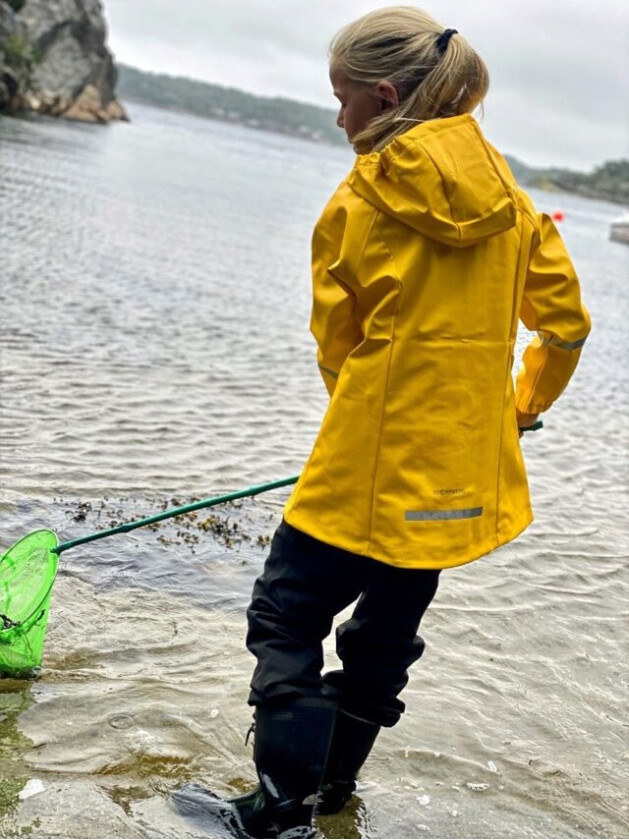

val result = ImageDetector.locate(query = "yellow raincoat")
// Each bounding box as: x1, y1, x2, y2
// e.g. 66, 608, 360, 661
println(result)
284, 114, 590, 569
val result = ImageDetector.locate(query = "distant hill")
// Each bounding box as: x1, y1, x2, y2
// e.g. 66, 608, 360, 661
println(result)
117, 64, 628, 206
523, 159, 629, 206
117, 63, 339, 145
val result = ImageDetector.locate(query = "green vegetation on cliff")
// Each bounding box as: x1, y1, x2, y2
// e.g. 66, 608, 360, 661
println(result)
118, 63, 628, 205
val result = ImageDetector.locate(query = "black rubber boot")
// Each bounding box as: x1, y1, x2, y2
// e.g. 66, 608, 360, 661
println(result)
173, 697, 336, 838
316, 710, 380, 816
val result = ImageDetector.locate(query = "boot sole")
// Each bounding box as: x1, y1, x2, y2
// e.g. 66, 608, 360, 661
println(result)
172, 783, 250, 838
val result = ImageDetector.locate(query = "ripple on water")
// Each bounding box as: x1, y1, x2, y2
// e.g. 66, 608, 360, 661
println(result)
1, 107, 628, 838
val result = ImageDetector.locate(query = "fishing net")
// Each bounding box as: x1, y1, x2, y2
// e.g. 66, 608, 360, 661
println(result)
0, 477, 298, 678
0, 530, 58, 677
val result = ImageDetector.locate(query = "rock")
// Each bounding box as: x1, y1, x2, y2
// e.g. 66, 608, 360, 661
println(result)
21, 88, 38, 109
0, 0, 127, 121
38, 87, 68, 115
0, 2, 16, 43
105, 96, 128, 121
0, 0, 31, 108
1, 66, 19, 99
62, 81, 128, 123
63, 81, 108, 122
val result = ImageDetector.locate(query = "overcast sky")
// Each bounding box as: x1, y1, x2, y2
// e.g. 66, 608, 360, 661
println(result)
104, 0, 628, 170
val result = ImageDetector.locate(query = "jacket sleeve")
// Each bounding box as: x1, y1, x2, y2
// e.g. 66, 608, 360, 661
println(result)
515, 212, 591, 414
311, 270, 363, 397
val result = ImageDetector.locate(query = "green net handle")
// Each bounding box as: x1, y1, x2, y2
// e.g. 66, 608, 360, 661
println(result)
54, 476, 300, 555
519, 420, 544, 433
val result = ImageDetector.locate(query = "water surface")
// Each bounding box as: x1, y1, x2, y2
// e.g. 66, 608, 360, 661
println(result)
0, 104, 627, 839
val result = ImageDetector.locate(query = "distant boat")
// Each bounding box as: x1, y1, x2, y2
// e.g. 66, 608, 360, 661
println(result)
610, 212, 629, 244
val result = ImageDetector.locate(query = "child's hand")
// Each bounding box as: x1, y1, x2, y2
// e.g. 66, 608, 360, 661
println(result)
517, 411, 540, 438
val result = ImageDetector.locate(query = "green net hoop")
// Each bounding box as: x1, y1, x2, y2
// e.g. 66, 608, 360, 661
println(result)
0, 529, 59, 677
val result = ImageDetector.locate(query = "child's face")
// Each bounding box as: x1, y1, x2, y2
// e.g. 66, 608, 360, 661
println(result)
329, 62, 383, 148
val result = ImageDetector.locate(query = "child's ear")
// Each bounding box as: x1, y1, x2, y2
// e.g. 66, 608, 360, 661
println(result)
377, 81, 400, 111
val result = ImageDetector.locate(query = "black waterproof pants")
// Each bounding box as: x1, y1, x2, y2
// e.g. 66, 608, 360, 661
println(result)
246, 520, 440, 728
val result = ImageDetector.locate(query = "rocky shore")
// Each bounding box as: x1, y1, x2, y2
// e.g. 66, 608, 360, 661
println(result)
0, 0, 126, 123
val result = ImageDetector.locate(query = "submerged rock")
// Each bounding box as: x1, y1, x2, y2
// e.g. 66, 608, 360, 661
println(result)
0, 0, 127, 122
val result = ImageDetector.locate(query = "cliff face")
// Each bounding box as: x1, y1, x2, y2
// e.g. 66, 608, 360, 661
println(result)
0, 0, 127, 122
0, 2, 29, 105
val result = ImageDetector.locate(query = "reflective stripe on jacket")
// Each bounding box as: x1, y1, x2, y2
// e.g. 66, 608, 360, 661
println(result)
284, 115, 590, 569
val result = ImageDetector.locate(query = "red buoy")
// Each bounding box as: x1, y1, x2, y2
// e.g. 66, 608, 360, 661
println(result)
552, 211, 565, 222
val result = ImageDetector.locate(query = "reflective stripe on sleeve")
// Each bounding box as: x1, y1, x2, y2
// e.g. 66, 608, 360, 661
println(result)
405, 507, 483, 522
538, 332, 588, 351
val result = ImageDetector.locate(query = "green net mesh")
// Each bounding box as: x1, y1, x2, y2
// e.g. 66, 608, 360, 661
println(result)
0, 530, 59, 677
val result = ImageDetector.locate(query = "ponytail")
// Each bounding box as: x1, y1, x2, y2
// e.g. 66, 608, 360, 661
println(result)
330, 7, 489, 153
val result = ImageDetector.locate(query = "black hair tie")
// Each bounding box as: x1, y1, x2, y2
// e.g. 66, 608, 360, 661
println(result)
436, 28, 458, 54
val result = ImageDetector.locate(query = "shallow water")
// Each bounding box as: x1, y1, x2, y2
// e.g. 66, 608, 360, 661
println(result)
1, 104, 628, 839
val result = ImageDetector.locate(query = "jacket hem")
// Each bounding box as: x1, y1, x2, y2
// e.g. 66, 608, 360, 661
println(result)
283, 506, 534, 570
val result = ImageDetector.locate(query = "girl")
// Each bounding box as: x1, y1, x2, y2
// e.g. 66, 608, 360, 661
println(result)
175, 7, 590, 838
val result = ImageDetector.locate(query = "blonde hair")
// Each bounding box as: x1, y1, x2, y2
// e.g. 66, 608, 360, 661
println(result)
330, 6, 489, 153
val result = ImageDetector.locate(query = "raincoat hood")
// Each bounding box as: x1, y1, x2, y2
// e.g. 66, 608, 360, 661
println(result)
347, 114, 517, 248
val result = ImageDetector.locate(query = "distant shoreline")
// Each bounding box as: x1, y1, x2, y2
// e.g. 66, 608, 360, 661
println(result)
115, 64, 628, 208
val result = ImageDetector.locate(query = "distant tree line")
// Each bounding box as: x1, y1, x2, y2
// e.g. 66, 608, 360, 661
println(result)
527, 159, 629, 205
117, 64, 628, 205
117, 64, 341, 146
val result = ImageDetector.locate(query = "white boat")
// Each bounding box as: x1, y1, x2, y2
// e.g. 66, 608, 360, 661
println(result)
610, 212, 629, 244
